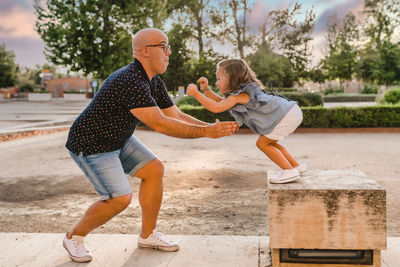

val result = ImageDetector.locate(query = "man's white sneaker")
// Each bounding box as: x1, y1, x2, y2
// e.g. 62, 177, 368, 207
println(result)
296, 163, 307, 175
63, 234, 92, 263
269, 168, 300, 184
138, 229, 180, 252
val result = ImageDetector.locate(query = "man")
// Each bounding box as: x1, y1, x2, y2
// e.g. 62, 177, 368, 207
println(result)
62, 28, 238, 263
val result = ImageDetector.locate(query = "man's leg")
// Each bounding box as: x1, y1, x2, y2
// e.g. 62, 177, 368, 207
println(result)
67, 193, 132, 238
134, 158, 164, 238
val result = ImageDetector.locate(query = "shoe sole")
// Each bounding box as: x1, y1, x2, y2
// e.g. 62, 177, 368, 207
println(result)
138, 243, 180, 252
269, 175, 300, 184
63, 241, 92, 263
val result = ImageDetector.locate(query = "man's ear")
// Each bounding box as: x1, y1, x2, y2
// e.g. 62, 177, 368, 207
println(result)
140, 47, 151, 58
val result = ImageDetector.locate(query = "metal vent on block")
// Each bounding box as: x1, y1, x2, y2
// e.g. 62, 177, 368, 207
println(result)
280, 249, 373, 264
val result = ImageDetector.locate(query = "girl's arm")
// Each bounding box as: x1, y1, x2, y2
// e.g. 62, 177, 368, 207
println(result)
197, 77, 223, 102
202, 87, 224, 102
186, 83, 250, 113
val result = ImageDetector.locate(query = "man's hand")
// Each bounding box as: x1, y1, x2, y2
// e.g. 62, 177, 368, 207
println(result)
197, 77, 209, 91
186, 83, 200, 97
206, 119, 239, 138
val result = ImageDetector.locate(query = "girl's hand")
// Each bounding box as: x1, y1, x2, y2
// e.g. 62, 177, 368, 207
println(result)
197, 77, 209, 91
186, 83, 199, 97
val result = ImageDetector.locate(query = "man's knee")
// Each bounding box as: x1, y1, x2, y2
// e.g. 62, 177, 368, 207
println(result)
136, 158, 164, 180
107, 193, 132, 212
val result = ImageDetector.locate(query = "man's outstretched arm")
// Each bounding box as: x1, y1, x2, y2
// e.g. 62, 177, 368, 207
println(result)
131, 106, 238, 138
161, 105, 209, 126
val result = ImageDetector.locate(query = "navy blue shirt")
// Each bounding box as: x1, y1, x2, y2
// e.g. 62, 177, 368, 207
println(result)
66, 59, 174, 156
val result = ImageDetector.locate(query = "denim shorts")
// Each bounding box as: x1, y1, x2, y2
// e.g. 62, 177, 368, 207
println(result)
68, 135, 156, 201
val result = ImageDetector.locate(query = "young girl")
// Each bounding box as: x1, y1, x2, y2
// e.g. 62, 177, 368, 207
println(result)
186, 59, 305, 184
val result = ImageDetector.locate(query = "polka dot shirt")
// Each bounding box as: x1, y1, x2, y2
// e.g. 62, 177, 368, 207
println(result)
66, 59, 173, 156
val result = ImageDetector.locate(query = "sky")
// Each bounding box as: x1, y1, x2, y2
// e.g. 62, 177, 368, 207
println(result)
0, 0, 365, 69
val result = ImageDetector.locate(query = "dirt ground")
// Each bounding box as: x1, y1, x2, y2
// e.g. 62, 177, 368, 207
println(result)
0, 129, 399, 236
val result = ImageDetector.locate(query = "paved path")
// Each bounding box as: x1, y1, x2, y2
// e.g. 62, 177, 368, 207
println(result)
0, 100, 89, 134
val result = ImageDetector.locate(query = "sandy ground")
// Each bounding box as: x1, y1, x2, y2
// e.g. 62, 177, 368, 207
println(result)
0, 129, 399, 236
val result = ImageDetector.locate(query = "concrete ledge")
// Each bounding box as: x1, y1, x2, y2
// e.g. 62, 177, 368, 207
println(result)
268, 170, 386, 250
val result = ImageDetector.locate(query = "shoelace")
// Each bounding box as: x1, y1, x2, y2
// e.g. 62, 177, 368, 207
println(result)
153, 231, 173, 245
73, 239, 89, 254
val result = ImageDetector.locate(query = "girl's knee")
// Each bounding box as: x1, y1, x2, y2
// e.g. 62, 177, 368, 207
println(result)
256, 135, 275, 148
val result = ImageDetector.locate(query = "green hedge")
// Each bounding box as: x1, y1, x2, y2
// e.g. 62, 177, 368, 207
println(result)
324, 94, 377, 102
177, 92, 323, 107
279, 92, 323, 106
179, 105, 233, 122
384, 89, 400, 104
176, 96, 201, 106
179, 105, 400, 128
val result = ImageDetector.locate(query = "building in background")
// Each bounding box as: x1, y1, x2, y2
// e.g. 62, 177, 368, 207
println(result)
46, 77, 91, 98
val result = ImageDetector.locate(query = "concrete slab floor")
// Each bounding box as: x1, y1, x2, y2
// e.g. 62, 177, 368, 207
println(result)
2, 234, 400, 267
1, 233, 270, 267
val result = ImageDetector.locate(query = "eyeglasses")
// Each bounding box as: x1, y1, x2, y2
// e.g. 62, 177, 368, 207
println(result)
145, 43, 170, 53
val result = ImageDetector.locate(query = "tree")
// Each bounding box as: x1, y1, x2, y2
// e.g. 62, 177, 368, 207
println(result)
35, 0, 147, 80
268, 2, 315, 82
363, 0, 400, 49
361, 0, 400, 86
374, 41, 400, 88
321, 13, 359, 84
161, 24, 193, 94
246, 44, 294, 88
0, 44, 18, 88
179, 0, 213, 58
217, 0, 254, 59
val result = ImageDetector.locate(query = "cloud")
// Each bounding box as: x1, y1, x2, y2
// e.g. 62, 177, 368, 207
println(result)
0, 0, 32, 12
314, 0, 364, 34
0, 2, 39, 39
2, 37, 47, 68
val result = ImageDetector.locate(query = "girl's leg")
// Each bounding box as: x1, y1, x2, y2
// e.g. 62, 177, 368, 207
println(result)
256, 135, 293, 170
272, 142, 299, 168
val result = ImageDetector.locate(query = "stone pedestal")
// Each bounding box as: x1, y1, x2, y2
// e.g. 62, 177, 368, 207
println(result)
268, 170, 386, 267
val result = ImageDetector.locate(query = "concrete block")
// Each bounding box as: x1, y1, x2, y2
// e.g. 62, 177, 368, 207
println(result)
268, 170, 386, 250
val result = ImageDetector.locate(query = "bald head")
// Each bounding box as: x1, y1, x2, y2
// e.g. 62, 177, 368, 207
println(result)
132, 28, 167, 57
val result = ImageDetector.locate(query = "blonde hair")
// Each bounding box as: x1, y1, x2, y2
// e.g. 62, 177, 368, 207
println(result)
217, 59, 264, 95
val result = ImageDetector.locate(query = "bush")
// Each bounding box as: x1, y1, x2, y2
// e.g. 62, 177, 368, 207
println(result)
280, 92, 323, 106
267, 87, 297, 92
64, 90, 85, 94
179, 105, 233, 122
324, 94, 377, 102
19, 82, 35, 93
179, 105, 400, 128
362, 84, 378, 94
383, 89, 400, 104
33, 88, 48, 93
176, 95, 201, 106
324, 87, 344, 95
301, 105, 400, 127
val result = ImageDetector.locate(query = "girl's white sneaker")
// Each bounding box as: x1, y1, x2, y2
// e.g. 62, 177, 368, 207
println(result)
296, 164, 307, 175
269, 168, 300, 184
